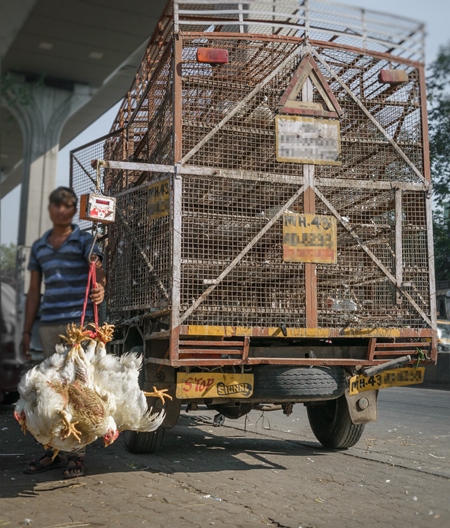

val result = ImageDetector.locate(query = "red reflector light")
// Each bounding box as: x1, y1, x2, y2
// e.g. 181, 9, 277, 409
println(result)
95, 199, 111, 205
197, 48, 229, 64
378, 70, 409, 84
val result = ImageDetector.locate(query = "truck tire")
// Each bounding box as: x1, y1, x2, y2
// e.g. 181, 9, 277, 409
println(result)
307, 394, 365, 449
123, 428, 166, 454
252, 366, 346, 402
123, 345, 166, 454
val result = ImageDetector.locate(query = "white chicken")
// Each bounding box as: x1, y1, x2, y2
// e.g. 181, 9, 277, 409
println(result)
89, 322, 171, 433
14, 322, 169, 454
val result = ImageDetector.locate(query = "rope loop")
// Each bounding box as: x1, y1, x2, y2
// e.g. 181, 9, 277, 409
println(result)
80, 260, 99, 329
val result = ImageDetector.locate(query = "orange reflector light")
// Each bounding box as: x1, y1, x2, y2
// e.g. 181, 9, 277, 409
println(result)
378, 70, 409, 84
197, 48, 229, 64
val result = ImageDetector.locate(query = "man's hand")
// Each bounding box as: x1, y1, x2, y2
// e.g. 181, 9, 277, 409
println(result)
90, 255, 106, 287
21, 333, 32, 362
90, 283, 105, 305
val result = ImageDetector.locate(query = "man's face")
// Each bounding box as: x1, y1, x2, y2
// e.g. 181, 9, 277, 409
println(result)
48, 202, 76, 227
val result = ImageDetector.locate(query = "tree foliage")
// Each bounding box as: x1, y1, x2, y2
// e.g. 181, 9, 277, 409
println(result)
428, 43, 450, 281
0, 242, 17, 276
428, 42, 450, 200
433, 211, 450, 282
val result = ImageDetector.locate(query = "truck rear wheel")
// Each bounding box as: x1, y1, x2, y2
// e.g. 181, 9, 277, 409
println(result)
307, 394, 365, 449
123, 346, 166, 454
123, 428, 166, 454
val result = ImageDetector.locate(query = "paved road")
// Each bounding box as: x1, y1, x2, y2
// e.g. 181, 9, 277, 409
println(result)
223, 385, 450, 479
0, 385, 449, 528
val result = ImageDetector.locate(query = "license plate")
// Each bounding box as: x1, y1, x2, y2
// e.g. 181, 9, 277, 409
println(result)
349, 367, 425, 395
176, 373, 254, 399
283, 213, 337, 264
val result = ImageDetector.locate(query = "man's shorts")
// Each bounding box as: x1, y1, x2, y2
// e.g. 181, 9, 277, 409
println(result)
39, 323, 74, 359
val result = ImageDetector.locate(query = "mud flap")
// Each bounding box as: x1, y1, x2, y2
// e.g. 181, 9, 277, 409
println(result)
344, 388, 378, 425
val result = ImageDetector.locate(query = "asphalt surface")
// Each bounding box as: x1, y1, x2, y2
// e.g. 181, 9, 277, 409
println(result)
227, 385, 450, 479
0, 385, 449, 528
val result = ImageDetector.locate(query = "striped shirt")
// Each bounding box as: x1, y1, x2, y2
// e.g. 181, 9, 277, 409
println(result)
28, 225, 103, 325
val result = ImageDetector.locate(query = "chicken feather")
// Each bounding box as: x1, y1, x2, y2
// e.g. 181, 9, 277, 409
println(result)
91, 351, 165, 432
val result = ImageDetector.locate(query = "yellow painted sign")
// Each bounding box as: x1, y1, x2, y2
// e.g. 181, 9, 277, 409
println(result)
283, 213, 337, 263
183, 325, 411, 338
148, 179, 170, 219
349, 367, 425, 395
176, 372, 254, 399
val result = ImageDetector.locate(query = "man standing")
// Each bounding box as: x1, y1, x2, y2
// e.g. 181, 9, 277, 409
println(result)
22, 186, 106, 478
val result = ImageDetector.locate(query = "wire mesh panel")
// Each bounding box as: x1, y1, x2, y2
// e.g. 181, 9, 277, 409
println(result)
71, 135, 173, 320
110, 1, 175, 135
181, 40, 425, 184
107, 180, 172, 318
177, 33, 429, 328
315, 186, 423, 329
180, 174, 306, 326
71, 135, 114, 231
181, 37, 305, 175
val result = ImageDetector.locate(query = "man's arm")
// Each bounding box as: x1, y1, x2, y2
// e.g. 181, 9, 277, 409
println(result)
22, 270, 42, 359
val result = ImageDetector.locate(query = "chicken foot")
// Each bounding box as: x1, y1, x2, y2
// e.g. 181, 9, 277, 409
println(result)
43, 445, 60, 461
144, 387, 173, 404
59, 410, 82, 442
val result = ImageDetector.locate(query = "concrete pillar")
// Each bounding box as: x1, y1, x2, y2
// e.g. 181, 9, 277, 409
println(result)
2, 77, 93, 326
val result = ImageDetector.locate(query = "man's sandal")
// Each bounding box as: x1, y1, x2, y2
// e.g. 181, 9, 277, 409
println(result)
63, 455, 85, 479
23, 449, 64, 474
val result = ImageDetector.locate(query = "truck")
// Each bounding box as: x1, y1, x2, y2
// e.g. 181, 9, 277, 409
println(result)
70, 0, 437, 453
435, 281, 450, 351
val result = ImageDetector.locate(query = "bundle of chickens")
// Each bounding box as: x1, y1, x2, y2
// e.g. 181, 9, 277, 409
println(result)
14, 322, 171, 453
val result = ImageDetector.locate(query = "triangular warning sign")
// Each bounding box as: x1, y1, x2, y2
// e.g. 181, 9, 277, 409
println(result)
278, 54, 343, 118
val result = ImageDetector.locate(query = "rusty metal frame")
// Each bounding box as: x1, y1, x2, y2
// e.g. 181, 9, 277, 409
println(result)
174, 0, 425, 60
177, 325, 433, 339
143, 352, 433, 368
100, 161, 427, 192
278, 52, 343, 117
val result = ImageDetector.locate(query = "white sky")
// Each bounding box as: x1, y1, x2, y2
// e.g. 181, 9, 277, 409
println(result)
1, 0, 449, 246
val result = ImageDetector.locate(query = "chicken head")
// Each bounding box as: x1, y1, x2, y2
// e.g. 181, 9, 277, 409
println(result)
103, 429, 120, 447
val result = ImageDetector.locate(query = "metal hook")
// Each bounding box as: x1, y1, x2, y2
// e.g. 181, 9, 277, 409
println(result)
87, 223, 99, 263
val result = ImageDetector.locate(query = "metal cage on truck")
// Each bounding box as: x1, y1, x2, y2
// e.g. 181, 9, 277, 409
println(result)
71, 0, 436, 452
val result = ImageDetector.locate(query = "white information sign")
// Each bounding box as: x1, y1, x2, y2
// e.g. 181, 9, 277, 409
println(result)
276, 116, 341, 165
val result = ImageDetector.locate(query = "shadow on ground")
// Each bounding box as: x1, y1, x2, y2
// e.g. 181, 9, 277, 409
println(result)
0, 406, 327, 500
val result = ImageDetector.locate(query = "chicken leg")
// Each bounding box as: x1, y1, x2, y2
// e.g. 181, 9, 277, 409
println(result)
144, 387, 173, 404
59, 410, 82, 442
43, 445, 60, 461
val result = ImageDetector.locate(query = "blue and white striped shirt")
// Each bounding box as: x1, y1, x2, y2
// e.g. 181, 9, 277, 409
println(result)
28, 225, 103, 325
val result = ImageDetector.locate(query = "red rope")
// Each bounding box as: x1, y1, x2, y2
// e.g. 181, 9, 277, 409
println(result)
81, 260, 99, 329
